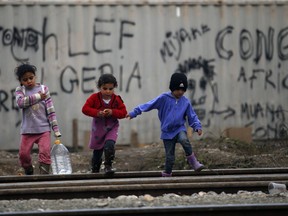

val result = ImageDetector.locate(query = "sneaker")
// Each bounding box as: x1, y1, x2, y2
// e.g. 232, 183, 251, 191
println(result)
91, 167, 100, 173
104, 165, 115, 175
24, 166, 34, 175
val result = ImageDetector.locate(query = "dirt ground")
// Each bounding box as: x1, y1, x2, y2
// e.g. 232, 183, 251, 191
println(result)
1, 137, 288, 176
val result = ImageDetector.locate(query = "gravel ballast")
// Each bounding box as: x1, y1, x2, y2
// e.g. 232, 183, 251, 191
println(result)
1, 191, 288, 213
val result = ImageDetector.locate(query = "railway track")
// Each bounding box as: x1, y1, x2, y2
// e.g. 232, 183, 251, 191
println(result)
1, 167, 288, 183
0, 168, 287, 200
0, 168, 288, 215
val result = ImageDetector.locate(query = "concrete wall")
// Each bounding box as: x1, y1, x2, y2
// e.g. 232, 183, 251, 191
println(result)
0, 0, 288, 150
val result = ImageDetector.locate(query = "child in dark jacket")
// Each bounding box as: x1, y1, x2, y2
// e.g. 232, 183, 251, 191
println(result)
126, 73, 204, 177
82, 74, 127, 174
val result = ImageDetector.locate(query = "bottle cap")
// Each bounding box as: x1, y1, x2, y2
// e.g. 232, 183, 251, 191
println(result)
54, 139, 61, 145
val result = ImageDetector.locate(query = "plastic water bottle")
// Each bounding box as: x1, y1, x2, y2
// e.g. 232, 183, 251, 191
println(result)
51, 139, 72, 174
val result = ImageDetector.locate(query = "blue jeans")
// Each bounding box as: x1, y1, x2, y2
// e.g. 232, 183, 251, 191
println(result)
163, 131, 192, 174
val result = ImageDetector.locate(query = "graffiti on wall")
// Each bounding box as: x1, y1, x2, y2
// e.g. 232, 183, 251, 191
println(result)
0, 17, 141, 113
0, 12, 288, 141
160, 25, 288, 139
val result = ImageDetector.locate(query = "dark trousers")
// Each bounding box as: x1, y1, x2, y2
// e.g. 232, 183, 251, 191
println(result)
163, 131, 192, 174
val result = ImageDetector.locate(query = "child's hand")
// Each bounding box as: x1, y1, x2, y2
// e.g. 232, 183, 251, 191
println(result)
103, 109, 112, 117
98, 109, 112, 117
55, 132, 61, 138
39, 92, 46, 100
126, 114, 131, 120
197, 129, 202, 136
98, 111, 105, 117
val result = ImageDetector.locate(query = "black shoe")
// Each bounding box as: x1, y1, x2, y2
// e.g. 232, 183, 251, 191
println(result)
91, 163, 101, 173
91, 158, 102, 173
91, 167, 100, 173
24, 166, 34, 175
104, 165, 115, 175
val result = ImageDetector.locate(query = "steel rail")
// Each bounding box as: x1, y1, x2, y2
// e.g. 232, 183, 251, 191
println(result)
1, 173, 288, 189
0, 173, 288, 200
0, 167, 287, 183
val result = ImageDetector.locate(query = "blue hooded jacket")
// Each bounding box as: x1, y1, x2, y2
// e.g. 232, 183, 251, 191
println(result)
129, 92, 202, 139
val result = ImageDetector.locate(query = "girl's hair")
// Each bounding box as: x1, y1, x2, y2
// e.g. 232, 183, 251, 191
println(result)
97, 74, 118, 88
15, 63, 37, 81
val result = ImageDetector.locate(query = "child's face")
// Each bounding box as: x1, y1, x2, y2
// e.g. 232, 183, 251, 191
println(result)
172, 89, 185, 99
20, 72, 36, 89
100, 83, 115, 99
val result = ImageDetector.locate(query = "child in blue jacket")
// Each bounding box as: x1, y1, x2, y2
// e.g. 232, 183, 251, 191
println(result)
126, 73, 204, 177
